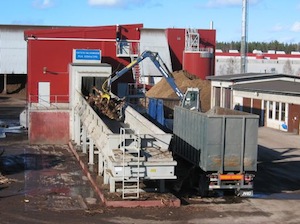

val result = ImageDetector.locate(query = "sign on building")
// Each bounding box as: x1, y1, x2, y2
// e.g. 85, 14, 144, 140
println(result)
73, 49, 101, 63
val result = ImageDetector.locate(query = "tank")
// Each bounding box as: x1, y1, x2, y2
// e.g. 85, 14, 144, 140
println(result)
183, 51, 213, 79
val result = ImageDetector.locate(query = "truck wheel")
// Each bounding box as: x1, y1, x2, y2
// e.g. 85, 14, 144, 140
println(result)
199, 174, 209, 197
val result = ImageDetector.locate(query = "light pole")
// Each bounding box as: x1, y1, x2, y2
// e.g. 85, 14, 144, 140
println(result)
241, 0, 248, 74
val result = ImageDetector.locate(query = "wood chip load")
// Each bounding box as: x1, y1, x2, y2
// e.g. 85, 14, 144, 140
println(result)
86, 87, 125, 120
146, 70, 211, 112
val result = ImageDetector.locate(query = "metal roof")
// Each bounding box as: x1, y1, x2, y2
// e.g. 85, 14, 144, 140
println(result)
0, 24, 84, 28
232, 80, 300, 96
206, 73, 300, 82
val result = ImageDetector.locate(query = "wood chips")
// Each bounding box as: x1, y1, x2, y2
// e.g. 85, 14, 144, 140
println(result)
145, 70, 211, 112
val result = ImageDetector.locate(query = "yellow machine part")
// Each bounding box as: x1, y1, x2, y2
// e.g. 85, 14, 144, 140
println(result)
101, 92, 111, 101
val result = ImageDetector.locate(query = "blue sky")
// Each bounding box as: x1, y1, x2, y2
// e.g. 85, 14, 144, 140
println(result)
1, 0, 300, 43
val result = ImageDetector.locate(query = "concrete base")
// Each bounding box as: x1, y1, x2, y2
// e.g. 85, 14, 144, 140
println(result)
68, 142, 181, 208
29, 111, 70, 144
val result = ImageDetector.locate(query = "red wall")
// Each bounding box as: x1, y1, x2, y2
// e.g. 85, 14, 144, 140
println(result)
183, 52, 212, 79
166, 28, 216, 76
26, 25, 216, 102
29, 111, 70, 144
25, 24, 143, 102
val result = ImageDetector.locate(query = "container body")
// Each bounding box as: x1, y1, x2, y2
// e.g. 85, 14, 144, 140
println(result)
173, 106, 259, 173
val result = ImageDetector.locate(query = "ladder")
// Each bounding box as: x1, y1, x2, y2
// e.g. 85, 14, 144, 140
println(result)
130, 56, 141, 87
120, 128, 141, 199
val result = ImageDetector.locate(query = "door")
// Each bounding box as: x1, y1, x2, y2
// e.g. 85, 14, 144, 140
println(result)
288, 104, 300, 134
243, 97, 251, 113
38, 82, 50, 107
224, 88, 231, 109
253, 99, 263, 126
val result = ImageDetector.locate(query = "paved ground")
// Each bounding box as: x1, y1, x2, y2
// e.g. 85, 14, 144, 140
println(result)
1, 94, 300, 223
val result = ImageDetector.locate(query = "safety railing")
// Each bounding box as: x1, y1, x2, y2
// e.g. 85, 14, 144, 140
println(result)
28, 94, 69, 110
116, 40, 140, 57
199, 47, 214, 53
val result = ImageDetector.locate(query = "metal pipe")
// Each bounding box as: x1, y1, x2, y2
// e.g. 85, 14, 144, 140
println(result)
2, 74, 7, 94
241, 0, 248, 73
26, 36, 140, 43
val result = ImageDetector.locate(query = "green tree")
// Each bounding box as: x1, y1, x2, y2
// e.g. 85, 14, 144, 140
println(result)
216, 41, 300, 54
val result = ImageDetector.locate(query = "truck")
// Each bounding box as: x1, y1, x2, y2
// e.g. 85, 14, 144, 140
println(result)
172, 106, 259, 197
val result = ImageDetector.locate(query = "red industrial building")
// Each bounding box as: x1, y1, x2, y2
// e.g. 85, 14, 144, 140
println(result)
24, 23, 216, 144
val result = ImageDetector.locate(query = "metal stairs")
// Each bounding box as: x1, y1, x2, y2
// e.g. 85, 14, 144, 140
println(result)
120, 128, 143, 199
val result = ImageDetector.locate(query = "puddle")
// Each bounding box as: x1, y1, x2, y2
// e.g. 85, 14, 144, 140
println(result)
17, 147, 97, 211
253, 192, 300, 200
0, 119, 26, 138
0, 153, 65, 175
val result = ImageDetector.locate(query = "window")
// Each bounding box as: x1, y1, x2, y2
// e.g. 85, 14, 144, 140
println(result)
275, 102, 280, 120
269, 101, 273, 119
281, 103, 286, 121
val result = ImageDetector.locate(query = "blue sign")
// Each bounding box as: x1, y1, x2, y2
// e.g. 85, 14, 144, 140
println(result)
75, 49, 101, 61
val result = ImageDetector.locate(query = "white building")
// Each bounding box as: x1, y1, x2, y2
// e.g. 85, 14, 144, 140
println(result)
215, 50, 300, 76
0, 24, 78, 93
207, 73, 300, 135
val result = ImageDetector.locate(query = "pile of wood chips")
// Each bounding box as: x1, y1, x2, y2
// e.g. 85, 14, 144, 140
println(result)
145, 70, 211, 112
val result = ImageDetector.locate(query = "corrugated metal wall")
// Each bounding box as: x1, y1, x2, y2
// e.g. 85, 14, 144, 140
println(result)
25, 24, 142, 100
139, 29, 172, 81
215, 56, 300, 76
0, 27, 27, 74
173, 106, 258, 172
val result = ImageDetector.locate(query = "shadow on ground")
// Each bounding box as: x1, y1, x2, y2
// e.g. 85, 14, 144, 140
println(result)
254, 145, 300, 194
0, 153, 66, 175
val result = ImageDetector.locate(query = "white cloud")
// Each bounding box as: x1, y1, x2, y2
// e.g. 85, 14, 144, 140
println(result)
206, 0, 260, 8
291, 22, 300, 32
88, 0, 120, 6
32, 0, 54, 9
207, 0, 242, 7
271, 23, 285, 32
88, 0, 146, 8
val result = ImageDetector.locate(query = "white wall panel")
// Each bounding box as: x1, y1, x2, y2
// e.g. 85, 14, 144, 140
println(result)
139, 29, 172, 79
0, 28, 27, 74
215, 56, 300, 76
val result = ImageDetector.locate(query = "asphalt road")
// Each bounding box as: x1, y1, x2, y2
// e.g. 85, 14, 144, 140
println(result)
0, 94, 300, 224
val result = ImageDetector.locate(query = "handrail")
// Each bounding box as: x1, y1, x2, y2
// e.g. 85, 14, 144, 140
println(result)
116, 40, 140, 57
28, 94, 69, 110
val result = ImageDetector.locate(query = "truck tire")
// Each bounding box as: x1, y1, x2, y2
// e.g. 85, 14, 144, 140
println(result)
198, 174, 209, 197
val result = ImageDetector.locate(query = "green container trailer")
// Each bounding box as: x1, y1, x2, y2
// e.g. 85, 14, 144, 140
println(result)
173, 106, 259, 197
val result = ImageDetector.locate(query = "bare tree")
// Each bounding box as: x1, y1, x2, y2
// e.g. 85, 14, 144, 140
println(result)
282, 59, 294, 75
218, 58, 239, 76
226, 57, 239, 75
218, 64, 226, 76
296, 68, 300, 76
